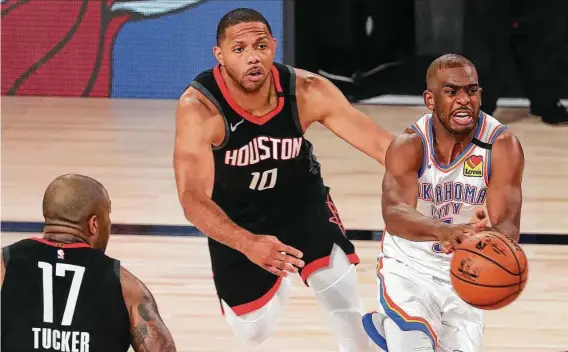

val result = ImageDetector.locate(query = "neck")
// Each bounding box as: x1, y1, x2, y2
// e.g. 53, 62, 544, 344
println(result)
43, 225, 89, 245
220, 66, 276, 116
432, 116, 478, 165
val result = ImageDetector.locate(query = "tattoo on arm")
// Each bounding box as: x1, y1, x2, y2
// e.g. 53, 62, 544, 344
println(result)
122, 266, 176, 352
131, 324, 149, 348
130, 287, 176, 352
138, 296, 153, 321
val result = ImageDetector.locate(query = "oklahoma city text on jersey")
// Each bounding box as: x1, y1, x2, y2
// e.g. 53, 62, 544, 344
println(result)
418, 178, 488, 222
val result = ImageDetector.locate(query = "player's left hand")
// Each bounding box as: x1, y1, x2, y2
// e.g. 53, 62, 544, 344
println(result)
440, 208, 490, 254
469, 208, 489, 231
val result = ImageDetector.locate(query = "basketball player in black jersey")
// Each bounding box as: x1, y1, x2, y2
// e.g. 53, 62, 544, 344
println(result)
173, 8, 393, 351
174, 9, 392, 352
1, 174, 176, 352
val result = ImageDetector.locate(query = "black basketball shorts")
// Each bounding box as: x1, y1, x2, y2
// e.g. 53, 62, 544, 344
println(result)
208, 188, 360, 316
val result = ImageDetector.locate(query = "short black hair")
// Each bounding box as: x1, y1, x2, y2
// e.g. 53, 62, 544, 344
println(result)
216, 8, 272, 45
42, 174, 108, 227
426, 53, 477, 89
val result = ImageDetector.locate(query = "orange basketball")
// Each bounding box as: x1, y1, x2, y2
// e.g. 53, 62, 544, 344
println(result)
450, 231, 528, 310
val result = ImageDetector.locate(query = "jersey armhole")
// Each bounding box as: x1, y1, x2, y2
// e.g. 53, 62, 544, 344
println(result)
485, 125, 508, 183
189, 81, 230, 151
113, 259, 121, 279
2, 246, 10, 267
285, 65, 303, 135
409, 124, 428, 178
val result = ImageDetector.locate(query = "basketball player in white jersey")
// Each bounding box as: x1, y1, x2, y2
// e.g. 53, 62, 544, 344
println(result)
362, 54, 524, 352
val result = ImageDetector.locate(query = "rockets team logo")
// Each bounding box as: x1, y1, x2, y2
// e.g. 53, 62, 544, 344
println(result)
463, 155, 483, 177
327, 194, 346, 236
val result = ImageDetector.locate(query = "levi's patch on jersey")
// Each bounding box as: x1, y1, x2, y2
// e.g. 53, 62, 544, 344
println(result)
463, 155, 483, 177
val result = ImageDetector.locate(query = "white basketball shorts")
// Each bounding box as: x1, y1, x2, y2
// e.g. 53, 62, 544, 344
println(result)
367, 256, 485, 352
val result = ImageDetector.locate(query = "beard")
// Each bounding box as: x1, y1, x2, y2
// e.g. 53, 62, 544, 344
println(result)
435, 105, 479, 136
225, 66, 268, 93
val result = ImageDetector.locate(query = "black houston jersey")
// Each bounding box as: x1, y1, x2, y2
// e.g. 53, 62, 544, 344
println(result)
1, 238, 131, 352
190, 63, 326, 221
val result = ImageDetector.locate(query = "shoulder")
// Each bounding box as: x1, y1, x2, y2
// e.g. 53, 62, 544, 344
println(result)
290, 67, 351, 121
388, 128, 424, 154
385, 128, 425, 170
177, 86, 219, 121
119, 266, 154, 311
291, 67, 335, 97
2, 238, 35, 257
492, 128, 521, 148
0, 239, 32, 276
491, 128, 524, 164
0, 239, 36, 269
491, 127, 524, 160
175, 87, 225, 144
120, 266, 146, 292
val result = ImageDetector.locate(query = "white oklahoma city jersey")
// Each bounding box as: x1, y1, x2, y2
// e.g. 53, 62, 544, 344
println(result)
381, 112, 507, 281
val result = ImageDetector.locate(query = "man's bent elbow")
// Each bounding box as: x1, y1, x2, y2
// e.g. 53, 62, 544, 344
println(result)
382, 204, 405, 234
178, 188, 199, 220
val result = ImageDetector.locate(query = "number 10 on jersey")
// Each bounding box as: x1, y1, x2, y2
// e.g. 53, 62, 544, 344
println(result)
249, 168, 278, 191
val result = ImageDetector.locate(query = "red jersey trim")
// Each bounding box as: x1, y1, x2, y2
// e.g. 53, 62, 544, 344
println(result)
301, 253, 360, 286
229, 277, 283, 316
31, 237, 92, 249
213, 64, 285, 125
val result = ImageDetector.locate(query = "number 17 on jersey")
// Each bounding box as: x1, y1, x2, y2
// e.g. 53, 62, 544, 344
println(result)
35, 261, 90, 351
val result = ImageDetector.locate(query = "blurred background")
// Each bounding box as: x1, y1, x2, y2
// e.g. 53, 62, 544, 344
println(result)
294, 0, 568, 124
3, 0, 567, 103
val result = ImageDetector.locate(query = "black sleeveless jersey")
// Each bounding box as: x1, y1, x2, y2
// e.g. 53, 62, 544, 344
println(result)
190, 63, 326, 226
1, 238, 131, 352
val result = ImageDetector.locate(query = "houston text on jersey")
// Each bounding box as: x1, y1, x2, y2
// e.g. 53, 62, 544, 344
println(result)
224, 136, 303, 166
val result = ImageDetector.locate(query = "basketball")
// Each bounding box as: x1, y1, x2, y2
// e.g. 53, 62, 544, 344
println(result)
450, 231, 528, 310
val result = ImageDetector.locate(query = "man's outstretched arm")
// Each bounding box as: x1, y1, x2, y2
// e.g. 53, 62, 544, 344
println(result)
295, 69, 393, 166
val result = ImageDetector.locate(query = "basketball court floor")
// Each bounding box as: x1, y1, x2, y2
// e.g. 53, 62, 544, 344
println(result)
2, 96, 568, 351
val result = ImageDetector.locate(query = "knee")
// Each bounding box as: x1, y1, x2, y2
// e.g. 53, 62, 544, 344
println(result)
223, 305, 273, 347
221, 278, 292, 347
232, 321, 272, 347
307, 244, 358, 294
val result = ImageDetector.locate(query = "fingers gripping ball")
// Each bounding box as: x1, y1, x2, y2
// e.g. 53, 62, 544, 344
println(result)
450, 231, 528, 310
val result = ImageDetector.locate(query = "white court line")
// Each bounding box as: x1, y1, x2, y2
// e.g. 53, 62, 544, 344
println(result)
358, 95, 568, 108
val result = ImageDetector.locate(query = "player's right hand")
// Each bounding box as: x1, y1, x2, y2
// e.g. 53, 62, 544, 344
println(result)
241, 235, 305, 277
437, 224, 478, 253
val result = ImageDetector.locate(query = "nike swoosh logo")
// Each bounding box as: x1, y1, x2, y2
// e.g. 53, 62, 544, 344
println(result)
230, 119, 244, 132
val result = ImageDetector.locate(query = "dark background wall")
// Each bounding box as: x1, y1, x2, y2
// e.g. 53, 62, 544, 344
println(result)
293, 0, 568, 102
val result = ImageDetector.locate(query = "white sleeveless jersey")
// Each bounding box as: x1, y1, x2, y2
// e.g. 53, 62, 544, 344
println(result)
380, 112, 507, 281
